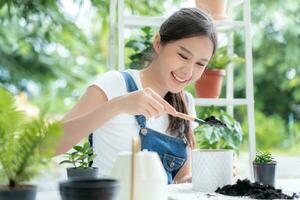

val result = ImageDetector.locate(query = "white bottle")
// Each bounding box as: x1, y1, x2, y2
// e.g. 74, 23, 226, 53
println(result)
111, 150, 168, 200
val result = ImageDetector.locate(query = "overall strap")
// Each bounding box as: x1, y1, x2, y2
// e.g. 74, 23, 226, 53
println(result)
121, 71, 139, 92
121, 71, 147, 129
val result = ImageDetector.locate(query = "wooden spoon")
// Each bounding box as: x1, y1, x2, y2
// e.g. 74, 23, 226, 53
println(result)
130, 136, 140, 200
171, 112, 226, 128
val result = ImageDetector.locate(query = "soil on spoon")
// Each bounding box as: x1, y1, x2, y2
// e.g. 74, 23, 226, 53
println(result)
215, 179, 299, 199
204, 116, 227, 128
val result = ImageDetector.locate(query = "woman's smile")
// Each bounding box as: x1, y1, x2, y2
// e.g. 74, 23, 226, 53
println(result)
171, 71, 191, 84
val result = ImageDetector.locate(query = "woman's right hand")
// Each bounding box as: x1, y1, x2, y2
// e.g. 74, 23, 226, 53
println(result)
117, 88, 177, 118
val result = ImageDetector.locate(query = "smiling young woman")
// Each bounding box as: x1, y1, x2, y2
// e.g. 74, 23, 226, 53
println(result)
57, 7, 217, 184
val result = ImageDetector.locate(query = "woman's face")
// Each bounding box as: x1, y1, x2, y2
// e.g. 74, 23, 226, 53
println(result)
153, 35, 214, 93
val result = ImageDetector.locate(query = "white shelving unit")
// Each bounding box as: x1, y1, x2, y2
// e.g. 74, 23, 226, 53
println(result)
109, 0, 256, 179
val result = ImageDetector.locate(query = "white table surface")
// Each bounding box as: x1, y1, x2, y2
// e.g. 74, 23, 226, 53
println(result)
37, 179, 300, 200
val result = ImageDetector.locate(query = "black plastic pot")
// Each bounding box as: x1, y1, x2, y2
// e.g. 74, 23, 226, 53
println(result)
253, 162, 276, 186
67, 167, 98, 180
0, 185, 37, 200
59, 178, 119, 200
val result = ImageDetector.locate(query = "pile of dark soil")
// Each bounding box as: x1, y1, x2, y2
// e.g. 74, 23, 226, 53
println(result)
204, 116, 227, 128
215, 179, 299, 199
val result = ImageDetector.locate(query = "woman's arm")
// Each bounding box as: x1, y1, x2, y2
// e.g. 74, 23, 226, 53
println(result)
56, 86, 177, 155
56, 86, 121, 155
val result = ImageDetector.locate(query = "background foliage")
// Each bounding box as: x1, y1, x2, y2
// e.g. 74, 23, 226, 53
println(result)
0, 87, 62, 186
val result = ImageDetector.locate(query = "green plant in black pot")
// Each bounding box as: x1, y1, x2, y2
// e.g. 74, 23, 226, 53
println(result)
253, 151, 276, 187
0, 87, 62, 200
194, 108, 243, 152
59, 142, 120, 200
59, 141, 98, 179
125, 26, 154, 70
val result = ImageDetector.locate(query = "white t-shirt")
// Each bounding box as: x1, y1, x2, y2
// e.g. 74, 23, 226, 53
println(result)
89, 69, 197, 176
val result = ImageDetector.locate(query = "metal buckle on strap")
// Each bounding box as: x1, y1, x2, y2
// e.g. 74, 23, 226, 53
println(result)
141, 128, 148, 135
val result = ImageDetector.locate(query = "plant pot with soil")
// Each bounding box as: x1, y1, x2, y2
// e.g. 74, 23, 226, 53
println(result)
194, 107, 243, 151
253, 151, 277, 187
59, 141, 98, 180
192, 107, 243, 192
195, 46, 243, 98
0, 87, 63, 200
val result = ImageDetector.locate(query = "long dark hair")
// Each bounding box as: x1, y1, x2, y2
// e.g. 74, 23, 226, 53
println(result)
159, 8, 218, 148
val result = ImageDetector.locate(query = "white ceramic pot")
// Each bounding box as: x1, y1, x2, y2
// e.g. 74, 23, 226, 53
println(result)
192, 149, 233, 192
111, 151, 167, 200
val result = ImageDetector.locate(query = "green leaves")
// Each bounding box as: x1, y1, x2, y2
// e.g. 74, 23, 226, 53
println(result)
0, 0, 95, 119
195, 108, 243, 152
59, 141, 97, 169
39, 121, 63, 157
247, 111, 287, 150
233, 1, 300, 124
0, 87, 63, 187
207, 46, 244, 70
73, 145, 83, 152
254, 151, 275, 164
125, 26, 154, 70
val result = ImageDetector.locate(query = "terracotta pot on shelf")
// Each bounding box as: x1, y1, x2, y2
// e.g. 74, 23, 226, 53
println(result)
195, 69, 226, 98
195, 0, 228, 20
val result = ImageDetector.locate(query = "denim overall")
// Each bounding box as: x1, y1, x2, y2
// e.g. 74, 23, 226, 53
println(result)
121, 71, 188, 184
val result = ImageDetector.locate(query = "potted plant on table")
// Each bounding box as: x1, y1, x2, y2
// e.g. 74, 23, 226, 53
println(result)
0, 88, 63, 200
58, 142, 120, 200
59, 141, 98, 179
195, 46, 243, 98
192, 108, 243, 192
253, 151, 277, 187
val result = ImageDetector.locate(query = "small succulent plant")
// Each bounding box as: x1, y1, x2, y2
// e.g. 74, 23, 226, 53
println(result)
253, 151, 275, 164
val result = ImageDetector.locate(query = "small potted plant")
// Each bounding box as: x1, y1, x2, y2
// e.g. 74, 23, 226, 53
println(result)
59, 141, 98, 179
59, 143, 120, 200
0, 87, 62, 200
195, 46, 243, 98
253, 151, 277, 186
192, 108, 243, 192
